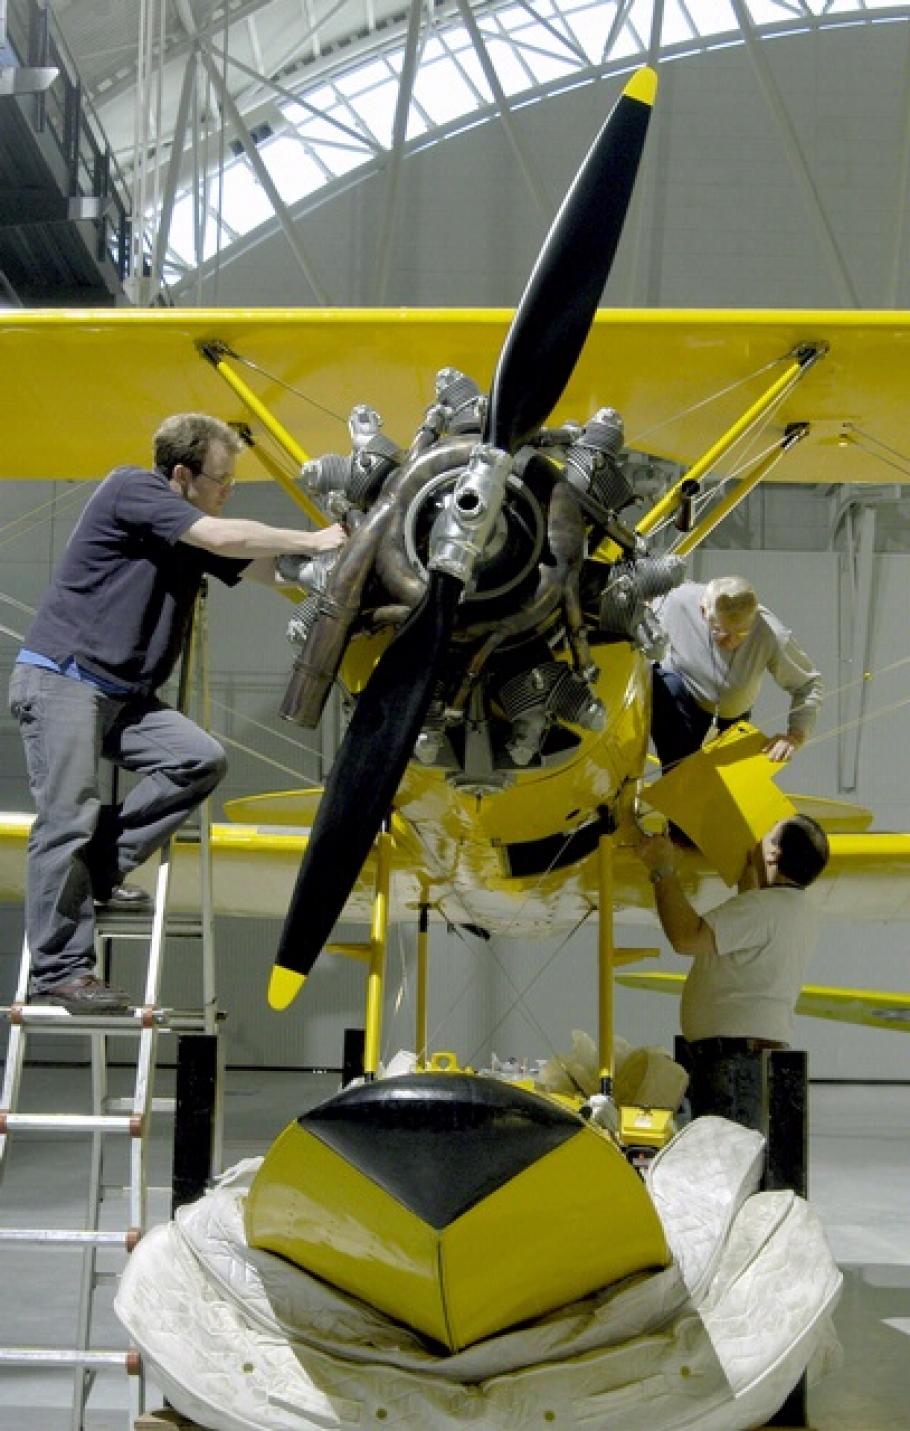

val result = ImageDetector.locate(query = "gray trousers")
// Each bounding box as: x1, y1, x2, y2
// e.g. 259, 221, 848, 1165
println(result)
9, 664, 227, 992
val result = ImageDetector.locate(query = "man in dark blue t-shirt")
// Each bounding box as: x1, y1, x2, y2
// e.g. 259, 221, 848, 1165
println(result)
9, 412, 344, 1012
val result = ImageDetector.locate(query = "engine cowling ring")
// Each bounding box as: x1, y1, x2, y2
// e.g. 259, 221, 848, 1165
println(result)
403, 470, 546, 605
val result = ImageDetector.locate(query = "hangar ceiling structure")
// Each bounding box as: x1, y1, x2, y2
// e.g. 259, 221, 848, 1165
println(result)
35, 0, 910, 303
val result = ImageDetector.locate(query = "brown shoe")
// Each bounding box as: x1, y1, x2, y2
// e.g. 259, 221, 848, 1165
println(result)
31, 974, 131, 1014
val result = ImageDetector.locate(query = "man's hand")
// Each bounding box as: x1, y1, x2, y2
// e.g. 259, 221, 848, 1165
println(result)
634, 831, 676, 873
763, 729, 805, 762
634, 830, 715, 957
307, 522, 346, 553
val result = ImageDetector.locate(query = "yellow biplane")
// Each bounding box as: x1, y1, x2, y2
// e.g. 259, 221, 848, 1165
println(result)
2, 65, 908, 1428
1, 70, 909, 1060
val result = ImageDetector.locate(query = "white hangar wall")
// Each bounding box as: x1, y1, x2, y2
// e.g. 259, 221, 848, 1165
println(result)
185, 19, 910, 310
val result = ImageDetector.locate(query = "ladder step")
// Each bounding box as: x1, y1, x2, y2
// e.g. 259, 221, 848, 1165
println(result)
105, 1096, 175, 1115
0, 1005, 217, 1032
0, 1228, 135, 1248
0, 1347, 141, 1371
95, 912, 203, 938
0, 1113, 140, 1135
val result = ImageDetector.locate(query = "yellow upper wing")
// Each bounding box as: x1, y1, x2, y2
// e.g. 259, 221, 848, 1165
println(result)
2, 307, 910, 484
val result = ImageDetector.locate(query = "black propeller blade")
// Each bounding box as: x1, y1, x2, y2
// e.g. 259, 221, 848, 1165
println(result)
270, 67, 657, 1010
485, 66, 657, 454
270, 573, 461, 1008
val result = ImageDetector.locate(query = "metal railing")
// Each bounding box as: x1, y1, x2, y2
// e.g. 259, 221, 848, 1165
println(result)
5, 0, 133, 281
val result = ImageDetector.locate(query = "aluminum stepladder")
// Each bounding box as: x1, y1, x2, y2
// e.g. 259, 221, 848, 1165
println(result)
0, 587, 224, 1430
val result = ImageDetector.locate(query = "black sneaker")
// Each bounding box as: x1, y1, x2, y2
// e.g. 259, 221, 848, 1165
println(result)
31, 974, 131, 1014
93, 883, 152, 912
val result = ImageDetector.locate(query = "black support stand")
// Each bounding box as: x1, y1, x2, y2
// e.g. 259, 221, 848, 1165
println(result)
762, 1048, 810, 1427
342, 1027, 366, 1087
171, 1034, 219, 1215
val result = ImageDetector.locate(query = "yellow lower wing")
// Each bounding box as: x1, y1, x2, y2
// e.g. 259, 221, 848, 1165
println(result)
617, 971, 910, 1034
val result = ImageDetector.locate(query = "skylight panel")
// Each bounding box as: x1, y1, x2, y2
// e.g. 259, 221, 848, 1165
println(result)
565, 4, 621, 64
347, 82, 399, 149
479, 36, 536, 95
279, 99, 375, 156
287, 110, 368, 149
335, 58, 392, 98
165, 193, 223, 263
661, 0, 698, 45
412, 58, 481, 126
606, 24, 645, 60
495, 4, 530, 33
444, 21, 486, 63
517, 42, 579, 84
679, 0, 737, 34
260, 136, 326, 204
447, 45, 495, 104
627, 0, 655, 45
163, 194, 195, 265
216, 164, 275, 234
506, 21, 582, 78
744, 0, 801, 23
420, 35, 446, 63
305, 84, 337, 113
319, 142, 372, 178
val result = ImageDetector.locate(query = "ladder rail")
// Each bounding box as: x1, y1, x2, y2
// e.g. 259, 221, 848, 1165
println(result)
71, 1030, 109, 1431
0, 935, 33, 1176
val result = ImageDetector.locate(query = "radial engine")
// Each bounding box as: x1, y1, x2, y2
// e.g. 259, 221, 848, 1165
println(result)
277, 369, 684, 782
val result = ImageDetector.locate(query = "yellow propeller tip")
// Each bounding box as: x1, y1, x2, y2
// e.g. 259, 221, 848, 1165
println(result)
624, 66, 658, 108
268, 966, 306, 1010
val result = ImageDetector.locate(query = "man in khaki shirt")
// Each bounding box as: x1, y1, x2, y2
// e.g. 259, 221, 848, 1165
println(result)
635, 814, 830, 1123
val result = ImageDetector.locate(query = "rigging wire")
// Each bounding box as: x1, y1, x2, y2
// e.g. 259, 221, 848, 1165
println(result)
221, 351, 348, 427
847, 427, 910, 470
844, 432, 910, 481
208, 694, 326, 763
627, 355, 782, 448
0, 485, 89, 550
463, 910, 594, 1077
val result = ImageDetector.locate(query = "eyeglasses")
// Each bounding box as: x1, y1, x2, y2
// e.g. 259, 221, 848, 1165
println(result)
196, 467, 235, 490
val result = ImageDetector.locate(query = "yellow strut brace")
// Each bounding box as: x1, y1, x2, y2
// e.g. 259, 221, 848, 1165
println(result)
363, 829, 393, 1078
672, 422, 809, 557
199, 344, 328, 529
597, 835, 615, 1096
635, 345, 826, 539
416, 894, 430, 1070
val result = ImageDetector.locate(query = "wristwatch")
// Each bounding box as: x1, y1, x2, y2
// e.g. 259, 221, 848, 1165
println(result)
649, 865, 675, 884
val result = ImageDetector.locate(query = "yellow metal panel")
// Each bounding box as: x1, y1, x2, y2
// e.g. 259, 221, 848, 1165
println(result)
620, 1106, 677, 1148
441, 1126, 669, 1349
5, 308, 910, 485
245, 1120, 451, 1345
247, 1112, 669, 1352
645, 724, 795, 884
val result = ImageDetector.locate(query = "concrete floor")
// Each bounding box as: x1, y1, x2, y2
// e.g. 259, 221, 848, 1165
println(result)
0, 1070, 907, 1431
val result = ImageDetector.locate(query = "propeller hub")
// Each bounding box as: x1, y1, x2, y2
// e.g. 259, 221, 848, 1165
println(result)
427, 444, 512, 587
